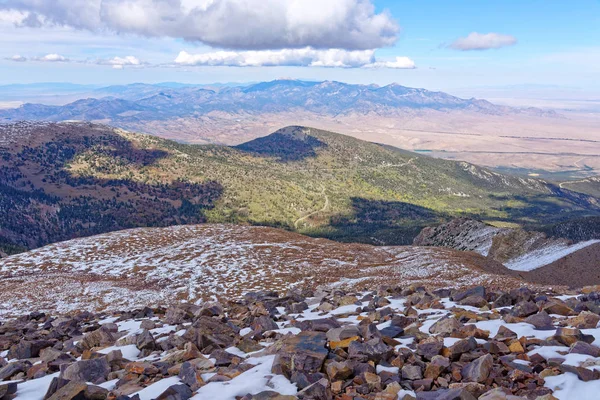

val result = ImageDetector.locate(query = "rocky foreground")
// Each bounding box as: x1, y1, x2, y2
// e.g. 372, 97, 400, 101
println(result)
2, 285, 600, 400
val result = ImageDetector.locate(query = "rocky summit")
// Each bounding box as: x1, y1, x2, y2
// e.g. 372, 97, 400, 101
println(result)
1, 284, 600, 399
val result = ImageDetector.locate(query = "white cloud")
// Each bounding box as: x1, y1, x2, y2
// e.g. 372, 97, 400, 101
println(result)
96, 55, 143, 68
37, 53, 69, 62
364, 57, 416, 69
0, 0, 399, 51
449, 32, 517, 51
8, 54, 27, 62
174, 48, 415, 69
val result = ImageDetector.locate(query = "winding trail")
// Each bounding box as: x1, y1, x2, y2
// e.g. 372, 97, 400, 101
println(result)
294, 184, 330, 229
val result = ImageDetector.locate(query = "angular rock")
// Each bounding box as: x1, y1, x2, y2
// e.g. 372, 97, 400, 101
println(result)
447, 337, 477, 359
569, 311, 600, 329
79, 328, 115, 350
178, 362, 204, 391
401, 365, 423, 380
458, 296, 488, 308
271, 332, 328, 379
417, 337, 444, 361
461, 354, 493, 383
135, 329, 157, 351
570, 341, 600, 357
8, 340, 53, 360
251, 316, 279, 333
524, 311, 554, 330
543, 300, 573, 316
348, 339, 393, 363
429, 317, 463, 337
512, 301, 538, 318
60, 357, 110, 384
554, 327, 595, 346
326, 326, 360, 342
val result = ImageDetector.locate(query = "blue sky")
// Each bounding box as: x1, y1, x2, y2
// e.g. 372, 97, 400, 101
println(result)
0, 0, 598, 93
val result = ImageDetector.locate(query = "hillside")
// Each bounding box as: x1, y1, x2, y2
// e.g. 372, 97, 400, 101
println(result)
1, 122, 599, 254
0, 224, 529, 317
414, 218, 600, 287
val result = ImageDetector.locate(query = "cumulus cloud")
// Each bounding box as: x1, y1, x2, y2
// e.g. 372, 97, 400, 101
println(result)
36, 53, 69, 62
449, 32, 517, 51
8, 54, 27, 62
96, 56, 143, 69
174, 48, 415, 69
364, 57, 416, 69
0, 0, 399, 51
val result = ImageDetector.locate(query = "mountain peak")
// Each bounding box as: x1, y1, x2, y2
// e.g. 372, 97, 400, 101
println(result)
235, 126, 326, 161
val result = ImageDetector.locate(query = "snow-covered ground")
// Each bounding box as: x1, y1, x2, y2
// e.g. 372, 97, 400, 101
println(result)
505, 239, 600, 271
0, 224, 526, 317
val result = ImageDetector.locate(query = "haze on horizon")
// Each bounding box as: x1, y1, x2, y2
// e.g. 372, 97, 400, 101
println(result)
0, 0, 598, 101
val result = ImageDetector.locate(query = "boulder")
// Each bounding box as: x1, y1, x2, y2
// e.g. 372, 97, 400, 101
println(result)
568, 311, 600, 329
570, 341, 600, 357
401, 364, 423, 380
79, 328, 115, 350
447, 337, 477, 359
524, 311, 553, 330
543, 301, 574, 316
271, 332, 328, 379
155, 384, 193, 400
461, 354, 493, 383
554, 327, 595, 346
135, 329, 157, 351
458, 296, 488, 308
8, 340, 53, 360
417, 337, 444, 361
429, 317, 463, 336
60, 358, 110, 384
348, 339, 393, 363
178, 362, 204, 391
326, 326, 360, 342
512, 301, 538, 318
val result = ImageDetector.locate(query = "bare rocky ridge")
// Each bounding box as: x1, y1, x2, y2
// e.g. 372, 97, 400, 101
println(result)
2, 284, 600, 399
413, 219, 505, 256
414, 219, 600, 275
0, 224, 533, 318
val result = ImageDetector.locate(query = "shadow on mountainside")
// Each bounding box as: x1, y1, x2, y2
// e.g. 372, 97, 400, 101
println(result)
235, 127, 327, 162
0, 129, 224, 250
303, 193, 600, 246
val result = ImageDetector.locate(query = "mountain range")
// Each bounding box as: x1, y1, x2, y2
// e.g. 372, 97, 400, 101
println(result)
0, 80, 558, 143
1, 121, 598, 256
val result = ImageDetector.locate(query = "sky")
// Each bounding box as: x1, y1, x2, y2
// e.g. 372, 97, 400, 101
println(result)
0, 0, 599, 93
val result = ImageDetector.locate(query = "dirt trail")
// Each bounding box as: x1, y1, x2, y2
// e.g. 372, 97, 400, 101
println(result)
294, 185, 330, 229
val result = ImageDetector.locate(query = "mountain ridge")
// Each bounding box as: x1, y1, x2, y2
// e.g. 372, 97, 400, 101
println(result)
1, 121, 598, 255
0, 80, 558, 127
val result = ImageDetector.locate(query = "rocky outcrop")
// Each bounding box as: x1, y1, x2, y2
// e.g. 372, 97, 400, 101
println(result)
1, 285, 600, 399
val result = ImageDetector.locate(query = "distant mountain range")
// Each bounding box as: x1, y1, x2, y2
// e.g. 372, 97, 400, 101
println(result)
0, 80, 557, 138
0, 122, 597, 255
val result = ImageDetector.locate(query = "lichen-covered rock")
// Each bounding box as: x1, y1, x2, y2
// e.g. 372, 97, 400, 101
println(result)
271, 332, 328, 379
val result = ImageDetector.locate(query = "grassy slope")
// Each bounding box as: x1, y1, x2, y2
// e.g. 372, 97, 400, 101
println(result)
1, 123, 599, 250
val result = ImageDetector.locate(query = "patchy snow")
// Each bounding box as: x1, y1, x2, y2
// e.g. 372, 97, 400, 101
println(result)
14, 372, 59, 400
505, 240, 600, 271
133, 376, 182, 400
545, 372, 600, 400
97, 344, 140, 360
192, 355, 297, 400
0, 224, 526, 317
